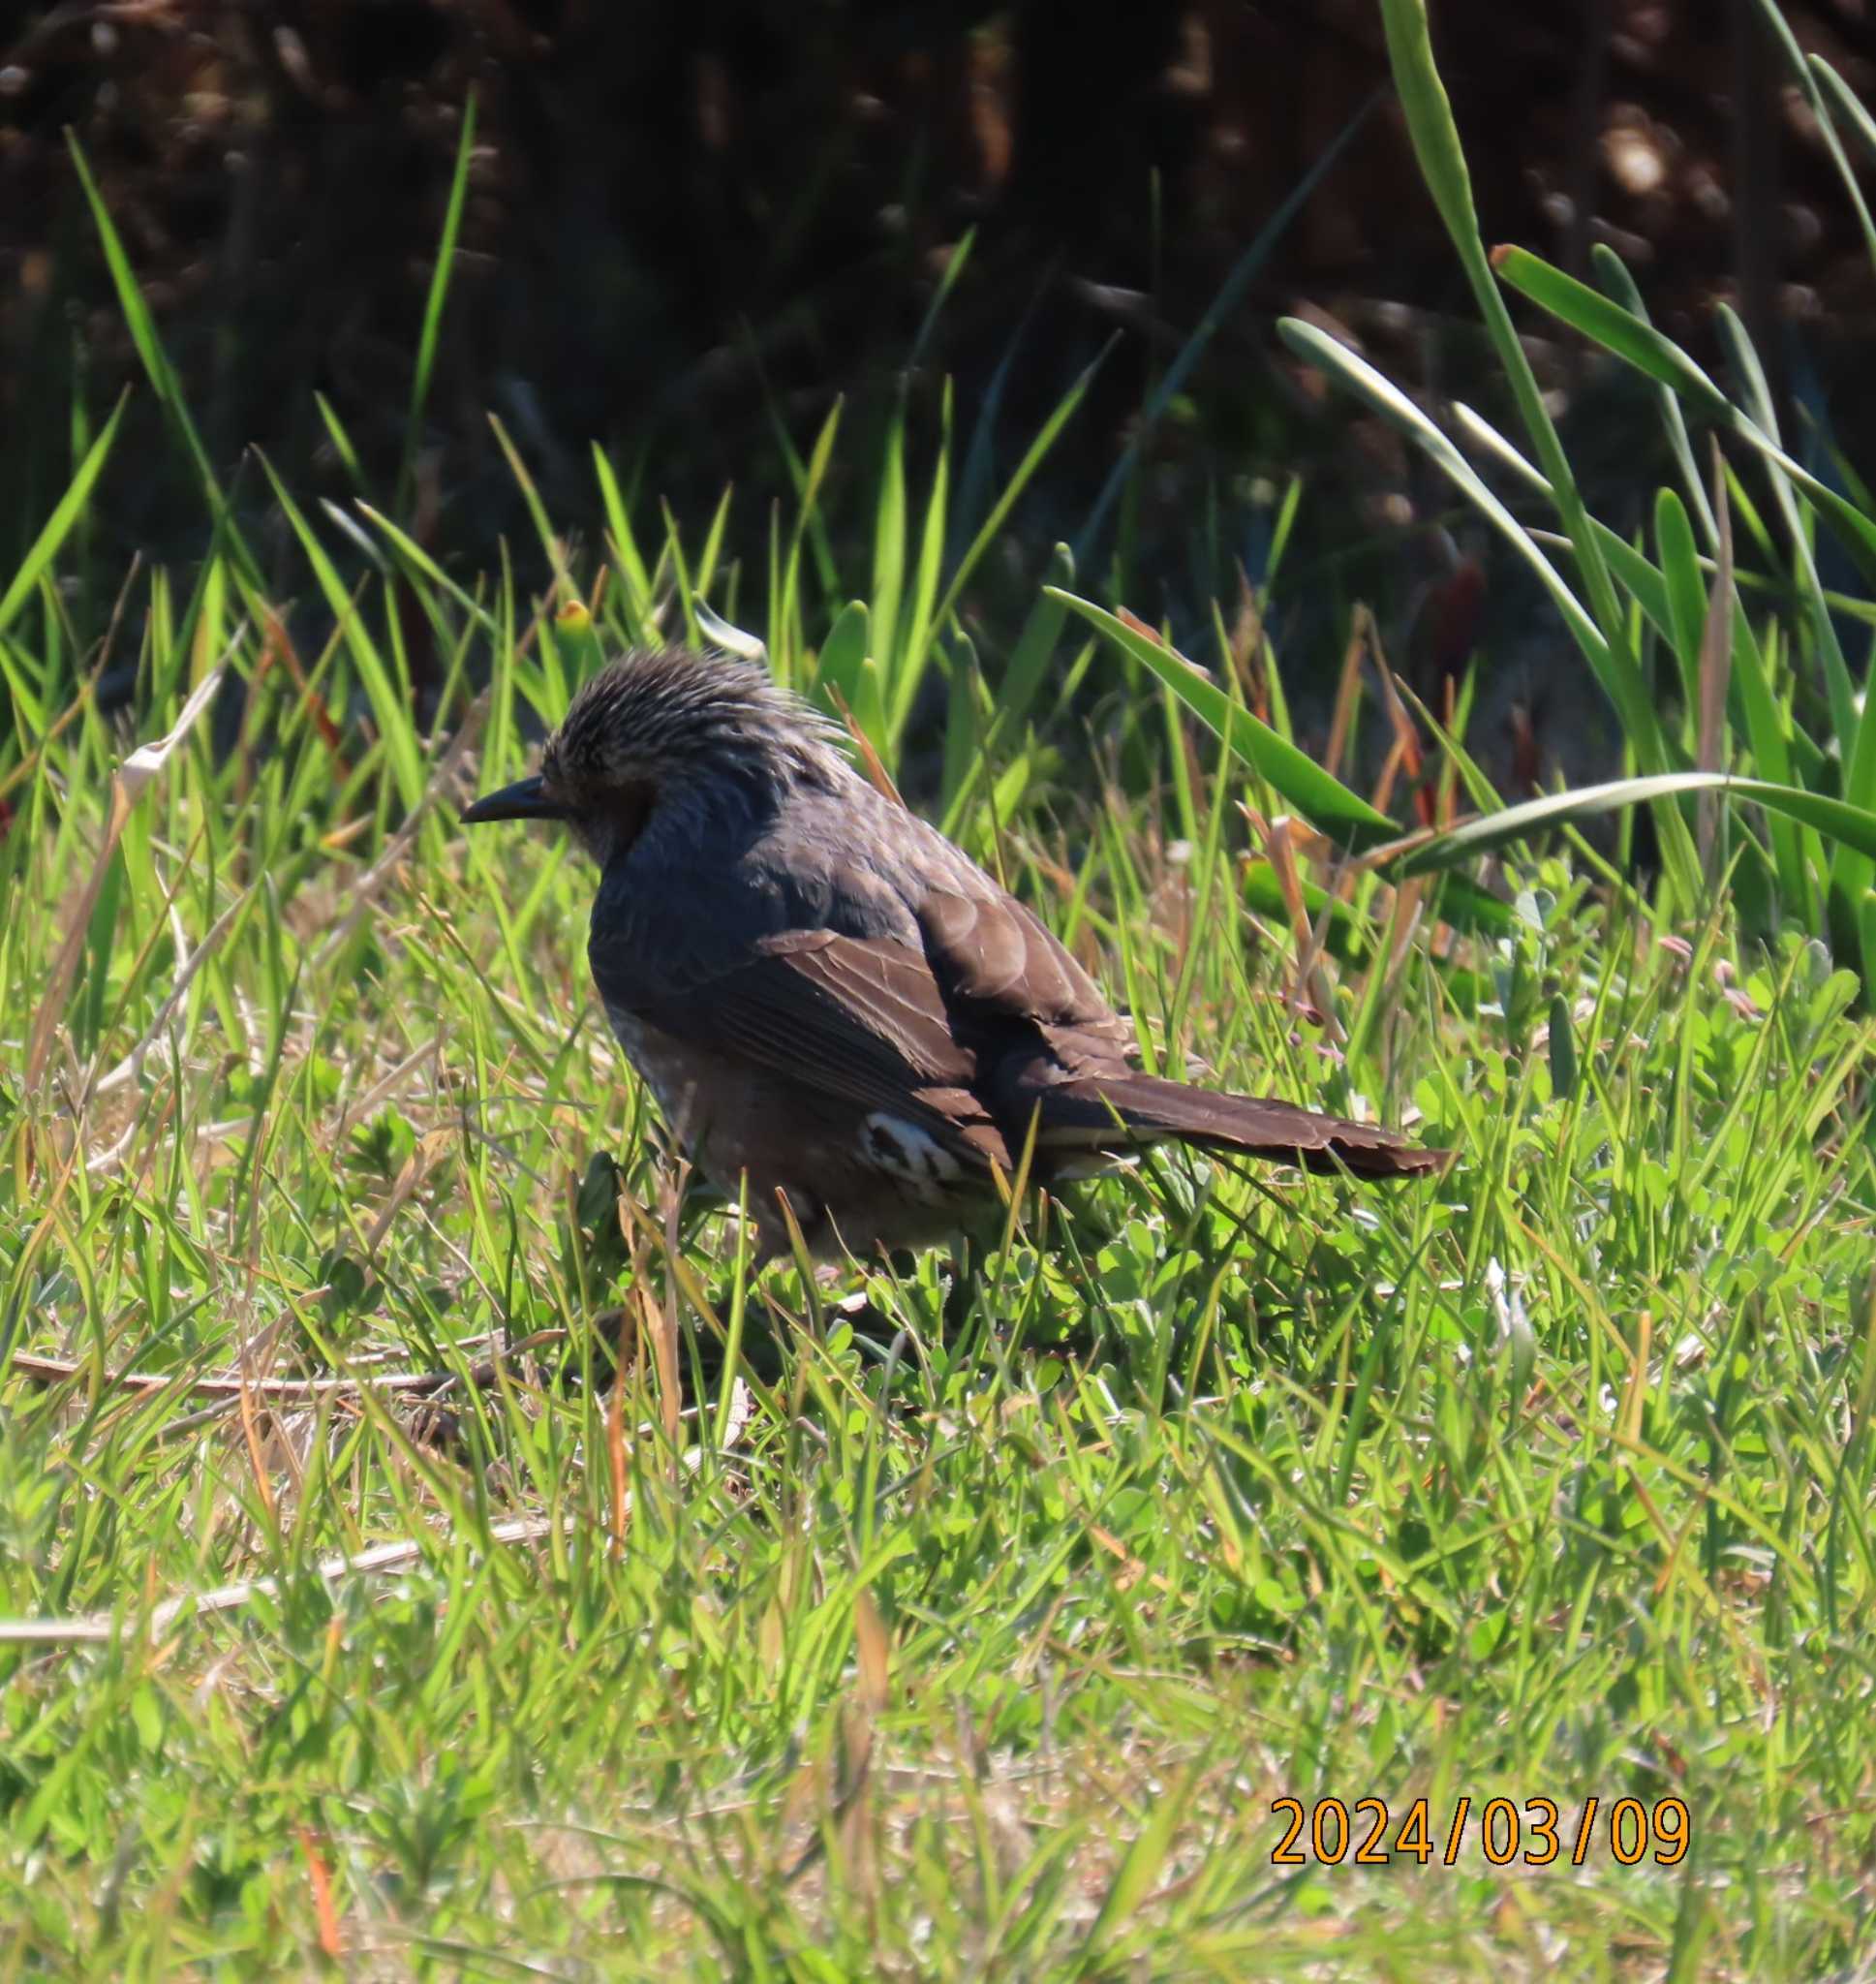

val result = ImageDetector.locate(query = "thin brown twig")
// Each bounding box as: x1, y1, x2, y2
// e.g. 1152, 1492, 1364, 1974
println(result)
4, 1331, 568, 1401
0, 1515, 571, 1646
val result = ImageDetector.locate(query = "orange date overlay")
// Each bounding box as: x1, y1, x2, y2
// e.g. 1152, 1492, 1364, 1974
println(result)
1270, 1795, 1689, 1869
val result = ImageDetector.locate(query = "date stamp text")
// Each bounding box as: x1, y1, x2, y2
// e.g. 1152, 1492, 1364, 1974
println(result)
1270, 1796, 1689, 1868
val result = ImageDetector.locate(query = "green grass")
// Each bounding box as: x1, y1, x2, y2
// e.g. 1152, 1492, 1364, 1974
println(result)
5, 1, 1876, 1969
2, 544, 1873, 1975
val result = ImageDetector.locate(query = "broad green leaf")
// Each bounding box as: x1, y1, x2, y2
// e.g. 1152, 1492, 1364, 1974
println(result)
1051, 589, 1399, 849
814, 601, 885, 754
1492, 247, 1732, 418
1654, 488, 1704, 715
1398, 771, 1876, 878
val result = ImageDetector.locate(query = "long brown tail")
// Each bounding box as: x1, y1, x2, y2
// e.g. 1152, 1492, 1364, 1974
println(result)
1036, 1072, 1449, 1178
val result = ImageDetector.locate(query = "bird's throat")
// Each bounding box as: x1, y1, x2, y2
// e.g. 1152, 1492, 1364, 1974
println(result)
611, 780, 655, 855
576, 779, 657, 868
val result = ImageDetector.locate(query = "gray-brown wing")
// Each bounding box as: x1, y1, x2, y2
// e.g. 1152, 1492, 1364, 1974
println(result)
912, 882, 1133, 1074
586, 799, 1130, 1162
589, 920, 1011, 1165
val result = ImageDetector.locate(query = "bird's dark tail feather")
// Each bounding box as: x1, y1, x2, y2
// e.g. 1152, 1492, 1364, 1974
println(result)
1037, 1073, 1449, 1178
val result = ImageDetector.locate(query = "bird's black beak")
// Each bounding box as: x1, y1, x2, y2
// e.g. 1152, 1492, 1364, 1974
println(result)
460, 774, 567, 825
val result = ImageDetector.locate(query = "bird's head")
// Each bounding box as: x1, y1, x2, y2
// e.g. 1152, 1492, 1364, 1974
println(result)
461, 646, 847, 866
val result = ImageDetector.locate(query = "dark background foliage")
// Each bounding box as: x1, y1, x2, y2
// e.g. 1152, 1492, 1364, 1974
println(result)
4, 0, 1874, 766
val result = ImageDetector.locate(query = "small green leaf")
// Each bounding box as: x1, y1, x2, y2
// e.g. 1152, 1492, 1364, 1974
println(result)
1549, 992, 1578, 1102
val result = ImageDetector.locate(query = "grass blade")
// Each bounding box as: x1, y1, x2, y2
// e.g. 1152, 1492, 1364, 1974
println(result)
1398, 770, 1876, 877
1492, 247, 1731, 418
0, 390, 126, 639
1052, 589, 1399, 848
399, 91, 477, 516
65, 136, 261, 590
258, 452, 424, 810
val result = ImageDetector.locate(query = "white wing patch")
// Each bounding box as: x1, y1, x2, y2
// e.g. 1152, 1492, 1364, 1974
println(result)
860, 1112, 964, 1205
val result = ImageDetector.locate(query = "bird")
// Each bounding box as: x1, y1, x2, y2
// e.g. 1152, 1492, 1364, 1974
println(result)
461, 646, 1448, 1260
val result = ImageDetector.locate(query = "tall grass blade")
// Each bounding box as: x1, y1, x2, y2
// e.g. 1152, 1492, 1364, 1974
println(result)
1397, 771, 1876, 878
399, 91, 477, 516
887, 383, 952, 743
0, 391, 126, 639
1052, 590, 1399, 848
1374, 0, 1640, 676
258, 453, 425, 810
66, 136, 261, 590
487, 414, 569, 599
591, 443, 658, 641
1279, 320, 1675, 768
1591, 244, 1715, 542
927, 345, 1108, 672
1744, 0, 1876, 271
1491, 248, 1731, 417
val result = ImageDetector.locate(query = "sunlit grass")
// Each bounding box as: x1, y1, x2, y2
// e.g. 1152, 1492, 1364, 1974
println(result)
5, 3, 1876, 1972
2, 477, 1872, 1974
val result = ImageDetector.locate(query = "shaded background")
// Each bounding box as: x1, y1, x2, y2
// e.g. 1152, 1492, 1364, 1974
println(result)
5, 0, 1875, 781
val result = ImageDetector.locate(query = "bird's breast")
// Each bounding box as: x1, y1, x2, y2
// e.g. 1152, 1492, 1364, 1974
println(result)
600, 1003, 713, 1141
